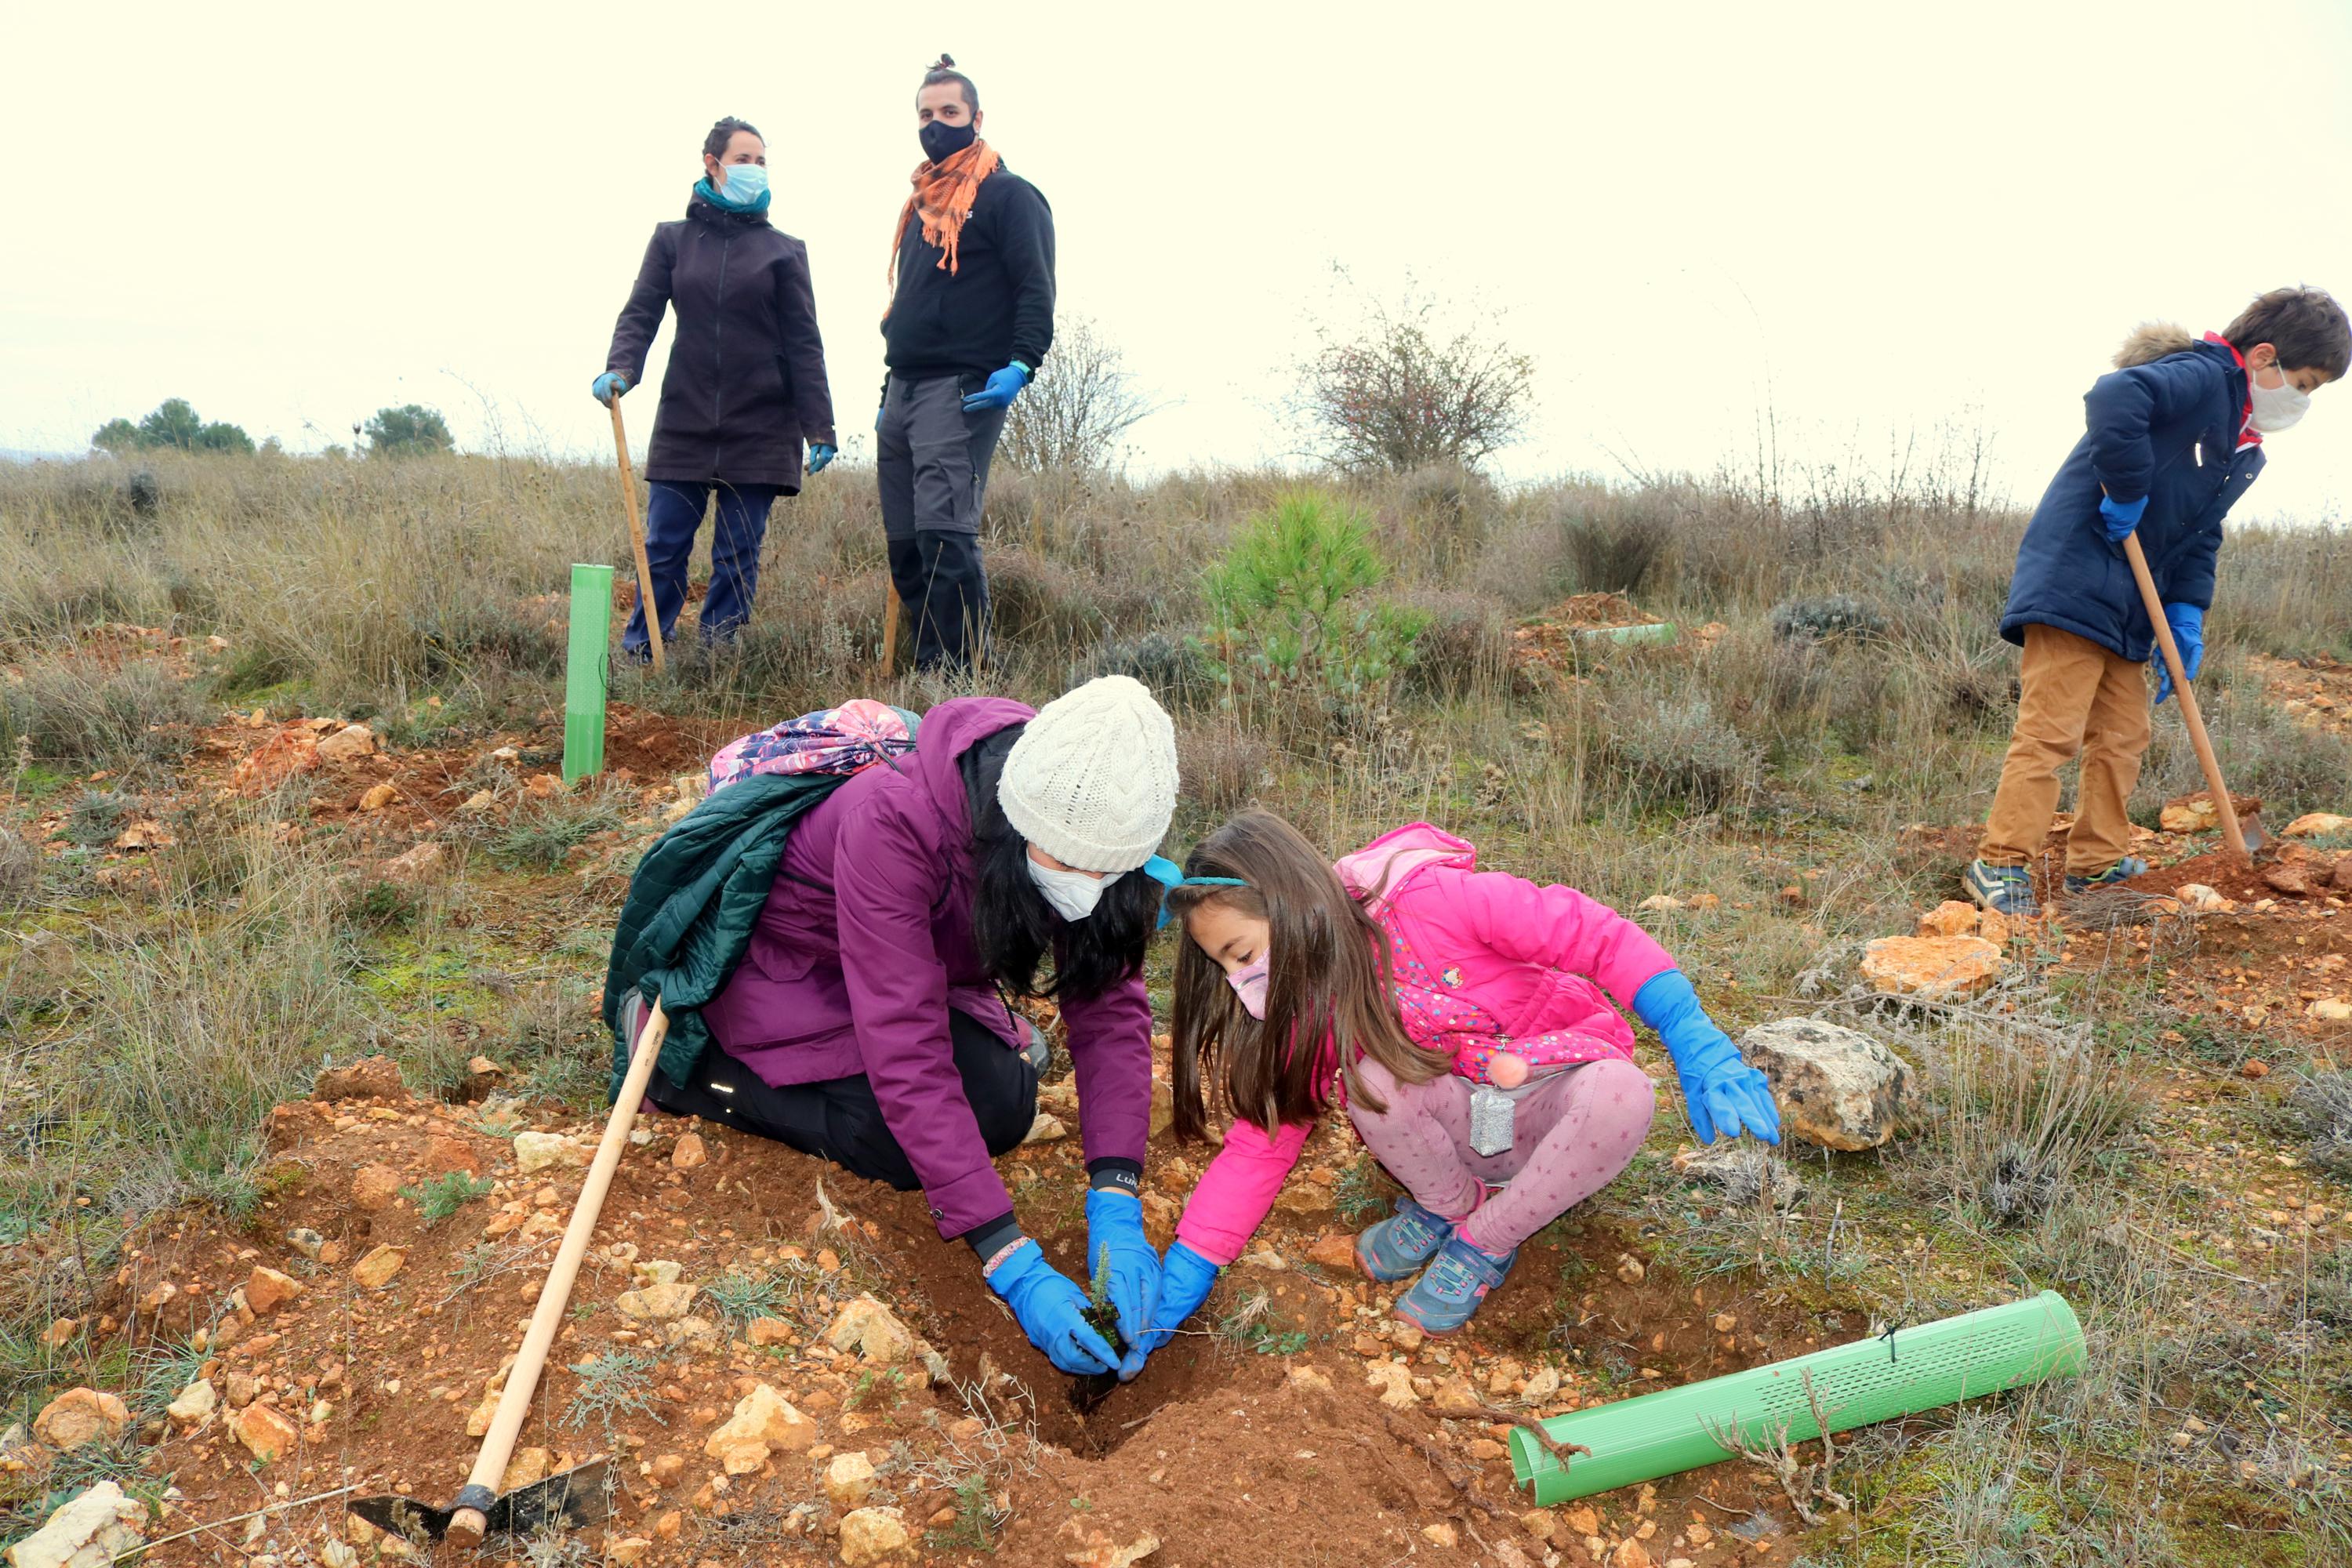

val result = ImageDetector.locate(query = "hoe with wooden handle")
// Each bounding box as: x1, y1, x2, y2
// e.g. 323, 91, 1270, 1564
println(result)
2122, 532, 2265, 863
349, 999, 670, 1548
607, 397, 666, 675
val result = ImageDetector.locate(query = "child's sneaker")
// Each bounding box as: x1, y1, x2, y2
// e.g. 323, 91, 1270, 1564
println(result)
2063, 858, 2148, 895
1395, 1234, 1516, 1336
1964, 858, 2039, 917
1354, 1196, 1454, 1283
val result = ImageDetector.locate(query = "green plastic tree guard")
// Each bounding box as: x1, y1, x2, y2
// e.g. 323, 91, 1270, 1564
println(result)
563, 563, 615, 786
1570, 621, 1678, 648
1511, 1290, 2085, 1504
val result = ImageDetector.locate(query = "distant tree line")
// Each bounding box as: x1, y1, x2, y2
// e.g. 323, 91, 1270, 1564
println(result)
90, 400, 455, 459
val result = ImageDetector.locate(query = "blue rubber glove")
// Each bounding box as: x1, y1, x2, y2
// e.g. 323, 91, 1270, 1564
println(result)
1120, 1240, 1219, 1379
2098, 492, 2147, 543
2154, 602, 2205, 706
807, 442, 837, 475
961, 361, 1031, 412
1631, 970, 1780, 1146
591, 372, 630, 406
1085, 1189, 1161, 1380
983, 1240, 1119, 1377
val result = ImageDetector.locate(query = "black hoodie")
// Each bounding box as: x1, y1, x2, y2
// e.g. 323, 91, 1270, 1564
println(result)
882, 164, 1056, 383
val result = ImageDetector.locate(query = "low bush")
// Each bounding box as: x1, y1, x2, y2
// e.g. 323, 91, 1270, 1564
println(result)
1606, 691, 1759, 812
0, 655, 205, 775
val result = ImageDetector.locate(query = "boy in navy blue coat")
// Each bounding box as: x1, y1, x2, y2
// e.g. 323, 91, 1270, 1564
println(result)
1969, 288, 2349, 916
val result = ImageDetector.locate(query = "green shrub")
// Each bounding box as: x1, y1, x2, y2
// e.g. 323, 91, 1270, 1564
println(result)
364, 405, 456, 459
62, 790, 135, 849
400, 1171, 495, 1227
1199, 492, 1425, 720
1606, 693, 1759, 811
1769, 593, 1886, 644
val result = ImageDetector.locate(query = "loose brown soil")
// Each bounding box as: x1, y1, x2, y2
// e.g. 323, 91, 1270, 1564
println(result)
67, 1058, 1820, 1568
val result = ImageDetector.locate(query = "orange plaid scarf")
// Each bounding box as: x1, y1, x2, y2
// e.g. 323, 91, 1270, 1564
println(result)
887, 138, 1000, 292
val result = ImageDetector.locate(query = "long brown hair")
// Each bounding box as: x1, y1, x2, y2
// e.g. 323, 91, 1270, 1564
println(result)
1167, 811, 1449, 1141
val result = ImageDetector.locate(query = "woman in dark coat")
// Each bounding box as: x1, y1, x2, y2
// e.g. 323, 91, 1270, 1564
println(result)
596, 116, 837, 657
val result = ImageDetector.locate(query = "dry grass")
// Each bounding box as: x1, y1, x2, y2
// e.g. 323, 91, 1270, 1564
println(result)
4, 450, 2352, 1557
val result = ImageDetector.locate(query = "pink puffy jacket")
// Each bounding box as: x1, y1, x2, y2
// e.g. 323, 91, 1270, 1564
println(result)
1173, 824, 1676, 1265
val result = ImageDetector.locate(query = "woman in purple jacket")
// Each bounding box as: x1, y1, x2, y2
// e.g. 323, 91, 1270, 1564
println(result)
593, 115, 838, 659
647, 677, 1179, 1379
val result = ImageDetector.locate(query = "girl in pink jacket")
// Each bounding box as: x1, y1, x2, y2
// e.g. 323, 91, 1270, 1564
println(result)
1123, 811, 1778, 1359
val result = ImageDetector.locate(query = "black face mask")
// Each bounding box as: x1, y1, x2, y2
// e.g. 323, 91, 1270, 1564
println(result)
919, 119, 977, 163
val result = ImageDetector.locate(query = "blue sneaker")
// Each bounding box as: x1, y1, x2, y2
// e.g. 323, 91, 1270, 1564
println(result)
1396, 1234, 1517, 1336
1354, 1197, 1454, 1283
1963, 858, 2039, 918
2063, 857, 2147, 895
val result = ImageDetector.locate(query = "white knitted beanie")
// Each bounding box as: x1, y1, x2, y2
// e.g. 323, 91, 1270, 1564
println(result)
998, 675, 1178, 873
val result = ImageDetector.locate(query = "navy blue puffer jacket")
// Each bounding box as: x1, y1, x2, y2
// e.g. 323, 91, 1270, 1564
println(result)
2001, 325, 2263, 662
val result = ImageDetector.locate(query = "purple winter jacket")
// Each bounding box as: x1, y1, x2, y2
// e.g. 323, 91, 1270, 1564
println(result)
699, 698, 1154, 1238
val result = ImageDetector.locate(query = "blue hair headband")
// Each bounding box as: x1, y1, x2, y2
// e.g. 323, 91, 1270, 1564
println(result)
1142, 855, 1248, 930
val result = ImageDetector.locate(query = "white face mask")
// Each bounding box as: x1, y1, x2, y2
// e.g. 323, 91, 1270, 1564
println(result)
2248, 364, 2310, 434
1029, 857, 1119, 922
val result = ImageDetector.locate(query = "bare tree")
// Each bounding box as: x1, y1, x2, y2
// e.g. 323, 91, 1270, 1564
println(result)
1294, 279, 1535, 474
998, 314, 1160, 474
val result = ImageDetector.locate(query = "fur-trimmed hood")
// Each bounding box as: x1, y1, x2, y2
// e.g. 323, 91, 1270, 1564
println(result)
2114, 321, 2198, 368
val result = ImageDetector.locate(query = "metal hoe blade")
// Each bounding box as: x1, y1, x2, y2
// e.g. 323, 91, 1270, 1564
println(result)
348, 1459, 612, 1544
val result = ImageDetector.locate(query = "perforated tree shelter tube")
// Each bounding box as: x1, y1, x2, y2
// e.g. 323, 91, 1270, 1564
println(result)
564, 564, 615, 786
1510, 1290, 2085, 1504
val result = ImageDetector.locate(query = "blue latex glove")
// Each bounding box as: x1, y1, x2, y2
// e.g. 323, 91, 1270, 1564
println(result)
1085, 1189, 1161, 1380
807, 442, 837, 475
961, 361, 1031, 412
2154, 602, 2205, 706
2098, 492, 2147, 543
591, 372, 630, 406
1120, 1240, 1219, 1378
1631, 970, 1780, 1146
983, 1240, 1119, 1377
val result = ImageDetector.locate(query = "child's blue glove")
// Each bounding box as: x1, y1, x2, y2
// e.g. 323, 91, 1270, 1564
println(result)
1120, 1240, 1219, 1379
983, 1241, 1119, 1377
2154, 603, 2204, 705
1632, 970, 1780, 1146
961, 361, 1031, 412
2098, 492, 2147, 543
590, 372, 630, 406
1084, 1189, 1161, 1377
806, 441, 837, 475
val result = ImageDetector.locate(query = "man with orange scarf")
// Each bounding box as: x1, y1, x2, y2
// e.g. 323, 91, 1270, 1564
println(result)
878, 55, 1055, 673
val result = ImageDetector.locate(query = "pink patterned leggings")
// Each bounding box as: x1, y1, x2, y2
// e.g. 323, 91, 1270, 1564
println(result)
1347, 1054, 1656, 1254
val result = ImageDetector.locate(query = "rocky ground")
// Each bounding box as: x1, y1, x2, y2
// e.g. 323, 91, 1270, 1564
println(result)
6, 631, 2352, 1565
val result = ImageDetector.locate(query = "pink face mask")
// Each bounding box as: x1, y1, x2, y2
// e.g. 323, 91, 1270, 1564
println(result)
1228, 954, 1269, 1020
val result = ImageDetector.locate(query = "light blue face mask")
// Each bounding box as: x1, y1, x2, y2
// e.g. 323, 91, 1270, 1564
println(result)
711, 162, 769, 207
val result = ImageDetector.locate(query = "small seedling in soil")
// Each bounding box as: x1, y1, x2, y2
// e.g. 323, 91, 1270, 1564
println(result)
1070, 1243, 1128, 1414
702, 1269, 796, 1330
399, 1171, 495, 1227
925, 1473, 1006, 1552
562, 1348, 663, 1439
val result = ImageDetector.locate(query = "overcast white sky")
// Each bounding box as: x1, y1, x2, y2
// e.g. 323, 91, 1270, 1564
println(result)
5, 1, 2349, 521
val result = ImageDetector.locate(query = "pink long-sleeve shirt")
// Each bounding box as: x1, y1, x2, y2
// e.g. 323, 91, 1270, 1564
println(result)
1173, 824, 1676, 1265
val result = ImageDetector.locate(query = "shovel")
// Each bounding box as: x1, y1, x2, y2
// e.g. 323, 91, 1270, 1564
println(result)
349, 997, 671, 1548
606, 396, 666, 675
2123, 533, 2266, 863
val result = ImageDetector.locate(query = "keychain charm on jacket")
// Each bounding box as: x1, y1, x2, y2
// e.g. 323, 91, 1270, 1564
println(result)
1468, 1083, 1516, 1156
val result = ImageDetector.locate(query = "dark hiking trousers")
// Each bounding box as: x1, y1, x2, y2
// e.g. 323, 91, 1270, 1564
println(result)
649, 1009, 1038, 1192
623, 479, 779, 656
877, 374, 1009, 673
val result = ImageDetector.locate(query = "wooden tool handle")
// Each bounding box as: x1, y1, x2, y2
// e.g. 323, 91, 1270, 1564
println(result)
2122, 533, 2249, 863
445, 1000, 670, 1548
880, 588, 902, 678
608, 398, 666, 676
